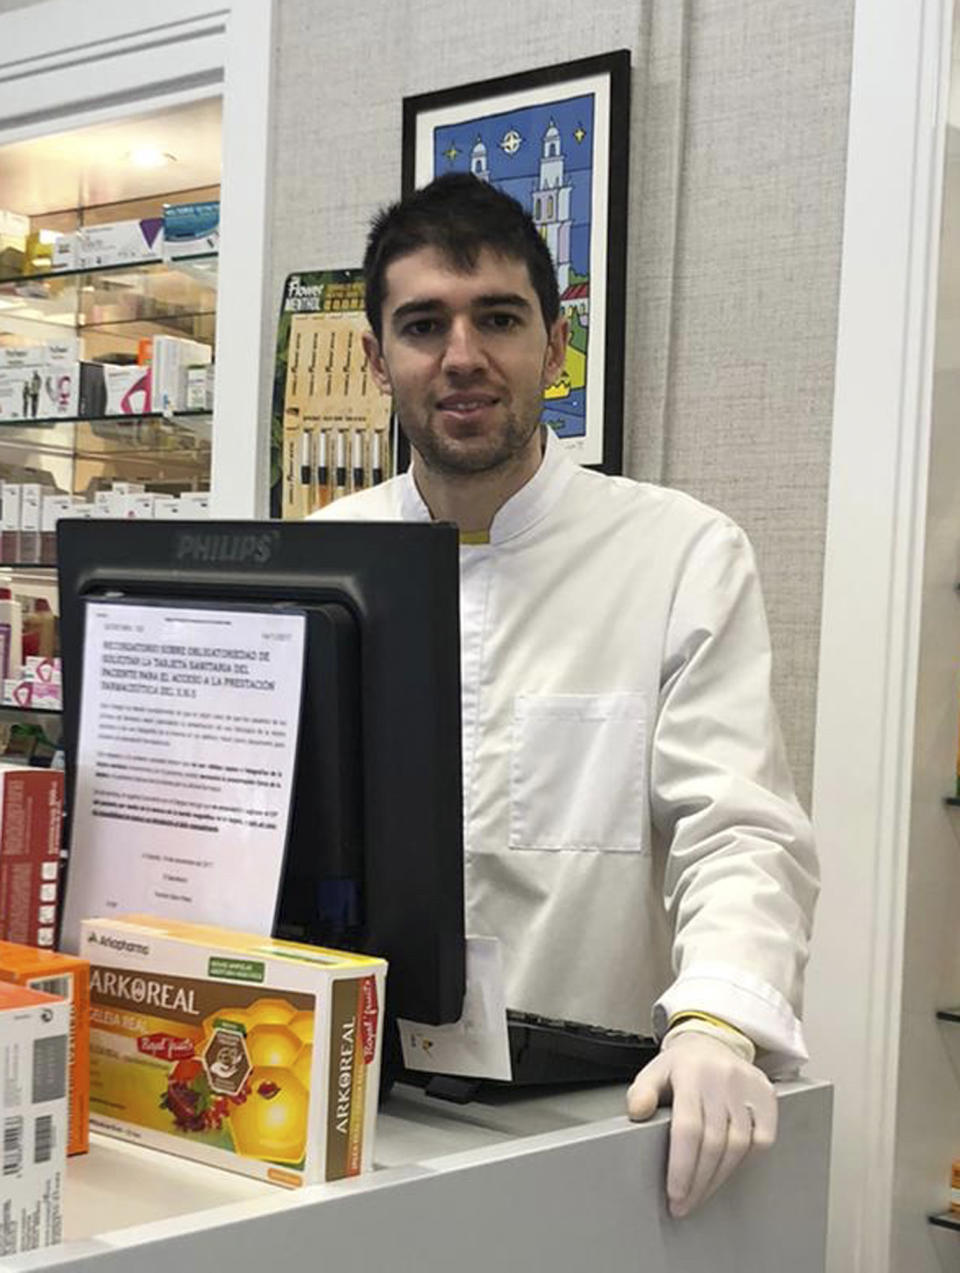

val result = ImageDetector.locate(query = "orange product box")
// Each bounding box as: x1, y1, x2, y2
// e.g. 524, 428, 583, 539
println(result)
0, 943, 89, 1156
83, 915, 386, 1188
0, 768, 64, 949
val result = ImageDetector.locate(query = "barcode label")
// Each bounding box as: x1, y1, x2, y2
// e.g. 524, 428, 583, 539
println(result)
27, 976, 71, 1003
33, 1116, 52, 1165
3, 1117, 22, 1176
31, 1035, 67, 1105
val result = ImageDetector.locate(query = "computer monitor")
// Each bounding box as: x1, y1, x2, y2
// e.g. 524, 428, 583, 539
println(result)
56, 518, 466, 1028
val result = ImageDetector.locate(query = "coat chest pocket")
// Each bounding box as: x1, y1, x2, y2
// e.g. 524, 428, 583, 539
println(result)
509, 692, 648, 852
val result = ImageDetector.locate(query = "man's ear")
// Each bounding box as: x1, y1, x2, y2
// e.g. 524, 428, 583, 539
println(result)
362, 330, 392, 395
542, 315, 569, 390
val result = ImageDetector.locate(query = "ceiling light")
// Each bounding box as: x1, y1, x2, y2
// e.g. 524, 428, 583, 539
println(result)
128, 146, 176, 169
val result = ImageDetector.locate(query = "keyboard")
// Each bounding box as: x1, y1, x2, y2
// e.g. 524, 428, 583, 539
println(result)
399, 1011, 659, 1105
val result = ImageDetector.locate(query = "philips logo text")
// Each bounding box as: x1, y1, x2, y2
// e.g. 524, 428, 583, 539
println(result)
175, 532, 279, 566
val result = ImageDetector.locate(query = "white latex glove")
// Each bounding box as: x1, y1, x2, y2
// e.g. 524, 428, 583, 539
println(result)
626, 1028, 777, 1218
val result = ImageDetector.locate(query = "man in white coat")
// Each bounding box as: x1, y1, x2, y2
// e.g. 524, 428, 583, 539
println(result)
312, 173, 819, 1218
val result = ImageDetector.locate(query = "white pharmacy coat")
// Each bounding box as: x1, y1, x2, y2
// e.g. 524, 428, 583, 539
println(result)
310, 429, 819, 1075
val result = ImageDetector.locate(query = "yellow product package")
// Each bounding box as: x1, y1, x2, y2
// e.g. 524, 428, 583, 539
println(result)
82, 915, 386, 1188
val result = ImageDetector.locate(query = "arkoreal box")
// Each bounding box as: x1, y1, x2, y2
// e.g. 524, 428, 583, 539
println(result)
83, 916, 386, 1188
0, 979, 69, 1256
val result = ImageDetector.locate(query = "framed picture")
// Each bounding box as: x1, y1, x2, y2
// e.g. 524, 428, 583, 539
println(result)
402, 50, 630, 474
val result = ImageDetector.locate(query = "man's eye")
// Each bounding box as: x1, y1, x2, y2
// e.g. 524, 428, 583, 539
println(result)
403, 318, 439, 337
483, 313, 520, 330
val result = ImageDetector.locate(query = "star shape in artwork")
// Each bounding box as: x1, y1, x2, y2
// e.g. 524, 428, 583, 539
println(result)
443, 141, 460, 163
573, 124, 587, 144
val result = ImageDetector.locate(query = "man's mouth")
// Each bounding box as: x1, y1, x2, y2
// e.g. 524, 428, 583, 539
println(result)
435, 393, 499, 418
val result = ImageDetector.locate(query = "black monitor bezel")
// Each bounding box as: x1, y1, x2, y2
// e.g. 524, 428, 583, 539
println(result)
56, 518, 466, 1026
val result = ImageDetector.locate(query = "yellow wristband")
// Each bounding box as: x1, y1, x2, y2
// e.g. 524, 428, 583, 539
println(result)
667, 1010, 751, 1045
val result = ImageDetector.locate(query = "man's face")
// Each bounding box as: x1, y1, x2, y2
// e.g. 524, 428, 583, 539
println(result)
363, 246, 568, 478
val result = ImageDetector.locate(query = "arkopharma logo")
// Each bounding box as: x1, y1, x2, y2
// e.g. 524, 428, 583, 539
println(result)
86, 931, 150, 957
174, 531, 281, 566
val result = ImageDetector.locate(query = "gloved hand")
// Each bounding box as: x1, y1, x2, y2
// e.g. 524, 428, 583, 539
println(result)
626, 1027, 777, 1219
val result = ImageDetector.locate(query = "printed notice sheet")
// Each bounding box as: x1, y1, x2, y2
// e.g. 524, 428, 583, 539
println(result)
61, 600, 306, 951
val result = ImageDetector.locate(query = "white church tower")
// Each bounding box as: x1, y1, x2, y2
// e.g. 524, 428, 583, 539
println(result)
470, 135, 491, 183
531, 119, 572, 291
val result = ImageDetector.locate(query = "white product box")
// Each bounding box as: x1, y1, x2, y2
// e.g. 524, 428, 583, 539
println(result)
19, 484, 41, 564
41, 495, 74, 533
24, 658, 61, 685
123, 494, 158, 519
1, 483, 21, 562
152, 336, 211, 412
0, 365, 79, 421
0, 210, 29, 239
75, 218, 163, 269
40, 364, 80, 419
2, 679, 61, 710
0, 980, 69, 1255
184, 366, 207, 411
51, 234, 76, 272
0, 368, 43, 421
92, 492, 124, 518
83, 915, 386, 1189
178, 491, 210, 517
43, 338, 79, 366
110, 482, 145, 496
41, 495, 73, 564
0, 346, 44, 371
153, 500, 184, 520
104, 365, 151, 416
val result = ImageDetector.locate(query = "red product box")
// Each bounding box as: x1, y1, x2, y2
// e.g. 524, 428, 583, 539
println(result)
0, 768, 64, 947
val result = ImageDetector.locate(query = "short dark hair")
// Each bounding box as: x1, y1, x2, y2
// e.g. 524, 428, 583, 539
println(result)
363, 172, 560, 342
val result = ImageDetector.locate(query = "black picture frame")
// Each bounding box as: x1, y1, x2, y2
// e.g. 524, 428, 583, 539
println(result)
401, 50, 630, 475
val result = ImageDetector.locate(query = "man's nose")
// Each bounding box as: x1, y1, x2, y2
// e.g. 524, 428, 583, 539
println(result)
441, 317, 486, 375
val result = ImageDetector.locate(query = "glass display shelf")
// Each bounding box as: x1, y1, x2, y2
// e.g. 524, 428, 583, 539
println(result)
0, 252, 217, 288
0, 256, 217, 343
928, 1211, 960, 1232
0, 410, 212, 429
0, 702, 61, 715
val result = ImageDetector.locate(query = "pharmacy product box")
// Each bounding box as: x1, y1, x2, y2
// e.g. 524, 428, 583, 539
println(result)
0, 209, 28, 274
79, 362, 151, 417
83, 915, 386, 1188
19, 483, 41, 564
51, 233, 76, 272
0, 944, 90, 1156
41, 494, 73, 564
1, 482, 20, 561
75, 218, 163, 269
0, 769, 64, 949
179, 491, 210, 517
163, 201, 219, 258
0, 979, 69, 1254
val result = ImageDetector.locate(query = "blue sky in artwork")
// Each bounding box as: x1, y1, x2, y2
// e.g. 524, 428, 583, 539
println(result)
432, 93, 594, 279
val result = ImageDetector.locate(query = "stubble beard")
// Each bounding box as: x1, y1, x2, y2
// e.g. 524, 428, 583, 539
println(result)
401, 386, 544, 478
